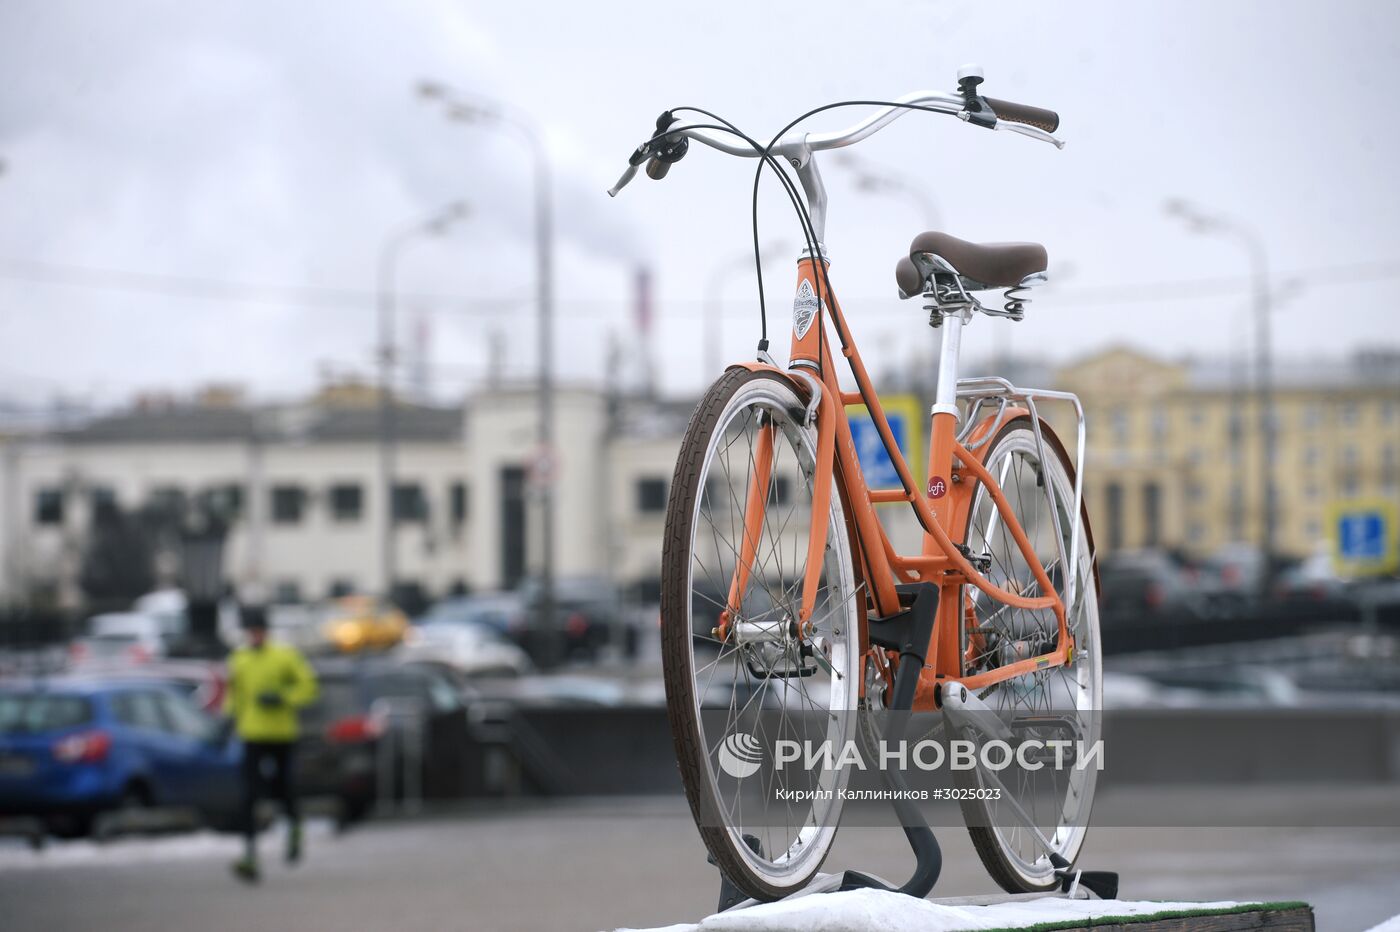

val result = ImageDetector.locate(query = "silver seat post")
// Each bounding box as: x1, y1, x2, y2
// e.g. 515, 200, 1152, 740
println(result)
932, 312, 965, 420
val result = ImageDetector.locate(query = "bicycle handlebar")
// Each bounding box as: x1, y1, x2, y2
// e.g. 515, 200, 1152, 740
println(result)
607, 68, 1064, 196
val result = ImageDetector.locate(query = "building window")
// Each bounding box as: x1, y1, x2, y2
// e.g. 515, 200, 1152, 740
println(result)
1142, 482, 1162, 548
329, 483, 363, 522
89, 486, 118, 513
393, 483, 428, 523
1104, 482, 1124, 551
273, 580, 301, 604
636, 477, 668, 514
327, 578, 356, 598
1227, 411, 1244, 443
34, 488, 64, 526
1110, 408, 1129, 447
450, 481, 468, 525
1341, 446, 1359, 468
1228, 483, 1245, 540
148, 485, 187, 519
1303, 405, 1322, 429
768, 476, 792, 507
1187, 522, 1205, 544
271, 485, 306, 524
1151, 411, 1168, 443
1190, 409, 1206, 428
199, 483, 242, 520
1383, 400, 1397, 424
1303, 446, 1321, 468
1339, 402, 1359, 427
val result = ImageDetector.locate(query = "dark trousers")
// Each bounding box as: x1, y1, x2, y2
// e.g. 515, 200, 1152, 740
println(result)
240, 740, 300, 843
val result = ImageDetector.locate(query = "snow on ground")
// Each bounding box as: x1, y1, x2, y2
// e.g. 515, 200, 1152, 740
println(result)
0, 819, 335, 872
1365, 916, 1400, 932
617, 889, 1252, 932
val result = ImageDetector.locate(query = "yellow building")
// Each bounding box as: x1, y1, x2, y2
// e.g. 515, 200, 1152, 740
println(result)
1053, 347, 1400, 560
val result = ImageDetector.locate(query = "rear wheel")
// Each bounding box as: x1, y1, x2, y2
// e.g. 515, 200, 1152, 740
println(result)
661, 369, 861, 901
958, 417, 1102, 892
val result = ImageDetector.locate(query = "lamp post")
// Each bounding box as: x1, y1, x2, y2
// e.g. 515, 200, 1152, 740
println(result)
834, 152, 941, 230
1165, 198, 1277, 592
705, 241, 790, 378
417, 81, 560, 666
379, 200, 469, 602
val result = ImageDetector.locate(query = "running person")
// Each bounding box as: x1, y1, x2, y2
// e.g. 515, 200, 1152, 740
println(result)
224, 607, 318, 882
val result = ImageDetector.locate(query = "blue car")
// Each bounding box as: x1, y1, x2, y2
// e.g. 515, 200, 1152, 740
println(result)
0, 678, 242, 837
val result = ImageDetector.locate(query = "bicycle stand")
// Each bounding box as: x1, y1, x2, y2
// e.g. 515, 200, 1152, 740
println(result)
713, 584, 944, 912
711, 582, 1118, 911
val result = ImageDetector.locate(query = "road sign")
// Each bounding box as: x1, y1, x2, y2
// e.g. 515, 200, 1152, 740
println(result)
1329, 499, 1399, 576
847, 395, 922, 500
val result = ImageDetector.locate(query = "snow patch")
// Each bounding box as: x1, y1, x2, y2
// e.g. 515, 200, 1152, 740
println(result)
616, 889, 1252, 932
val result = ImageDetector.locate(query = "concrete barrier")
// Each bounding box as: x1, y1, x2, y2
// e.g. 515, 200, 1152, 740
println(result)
508, 706, 1400, 796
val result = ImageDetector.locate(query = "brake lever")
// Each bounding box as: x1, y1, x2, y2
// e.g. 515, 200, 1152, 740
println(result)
607, 163, 640, 197
990, 119, 1065, 149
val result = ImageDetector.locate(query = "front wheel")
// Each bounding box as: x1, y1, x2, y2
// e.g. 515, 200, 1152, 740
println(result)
958, 417, 1102, 893
661, 369, 862, 901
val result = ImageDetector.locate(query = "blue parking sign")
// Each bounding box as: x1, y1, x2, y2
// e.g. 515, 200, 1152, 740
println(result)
1339, 512, 1384, 561
847, 395, 922, 496
1330, 500, 1398, 576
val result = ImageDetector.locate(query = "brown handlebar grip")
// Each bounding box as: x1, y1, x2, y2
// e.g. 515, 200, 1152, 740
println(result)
983, 97, 1059, 133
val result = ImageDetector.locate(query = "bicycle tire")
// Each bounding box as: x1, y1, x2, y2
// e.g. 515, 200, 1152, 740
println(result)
660, 367, 861, 901
958, 415, 1102, 893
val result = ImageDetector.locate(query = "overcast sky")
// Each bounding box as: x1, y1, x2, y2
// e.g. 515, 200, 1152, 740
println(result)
1, 0, 1397, 407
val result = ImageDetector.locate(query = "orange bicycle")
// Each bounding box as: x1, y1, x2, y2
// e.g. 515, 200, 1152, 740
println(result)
610, 66, 1101, 902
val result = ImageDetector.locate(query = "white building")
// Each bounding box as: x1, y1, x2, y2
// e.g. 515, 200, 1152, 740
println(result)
0, 382, 848, 619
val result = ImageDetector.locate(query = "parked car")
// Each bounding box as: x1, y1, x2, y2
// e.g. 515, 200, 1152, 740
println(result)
1098, 551, 1206, 624
65, 661, 227, 714
417, 593, 524, 637
1272, 551, 1352, 604
511, 578, 637, 661
399, 621, 533, 678
69, 612, 183, 667
317, 596, 409, 653
0, 679, 240, 837
1197, 543, 1267, 617
298, 657, 476, 823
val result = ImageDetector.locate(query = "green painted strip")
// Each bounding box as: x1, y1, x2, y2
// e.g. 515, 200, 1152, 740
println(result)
978, 900, 1311, 932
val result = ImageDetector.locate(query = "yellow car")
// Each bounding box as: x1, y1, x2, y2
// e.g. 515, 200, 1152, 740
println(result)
319, 596, 408, 653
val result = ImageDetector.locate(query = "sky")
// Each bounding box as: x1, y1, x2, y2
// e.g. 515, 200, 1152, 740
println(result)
1, 0, 1398, 407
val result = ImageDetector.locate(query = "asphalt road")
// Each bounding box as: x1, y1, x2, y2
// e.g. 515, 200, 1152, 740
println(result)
1, 788, 1398, 932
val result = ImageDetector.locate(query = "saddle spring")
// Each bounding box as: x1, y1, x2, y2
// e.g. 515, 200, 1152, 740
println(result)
1000, 283, 1030, 321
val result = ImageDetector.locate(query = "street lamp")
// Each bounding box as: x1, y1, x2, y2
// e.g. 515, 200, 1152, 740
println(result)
834, 152, 941, 230
705, 241, 790, 378
417, 80, 561, 666
1164, 198, 1277, 591
379, 200, 470, 602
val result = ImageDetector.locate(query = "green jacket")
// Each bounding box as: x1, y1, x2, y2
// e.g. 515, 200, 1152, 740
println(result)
224, 642, 318, 742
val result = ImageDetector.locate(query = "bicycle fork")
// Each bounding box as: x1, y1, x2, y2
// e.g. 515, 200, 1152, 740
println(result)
718, 397, 836, 641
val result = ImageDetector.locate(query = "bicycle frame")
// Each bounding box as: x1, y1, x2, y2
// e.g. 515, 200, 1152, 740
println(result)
722, 256, 1073, 708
